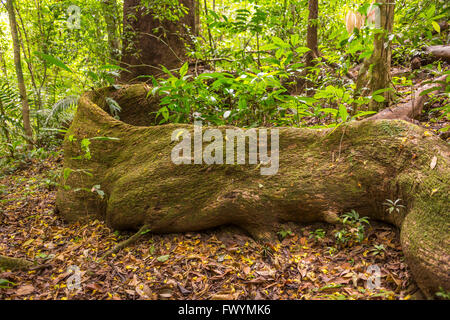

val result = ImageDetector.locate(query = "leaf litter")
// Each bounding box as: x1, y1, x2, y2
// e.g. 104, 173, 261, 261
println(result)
0, 155, 415, 300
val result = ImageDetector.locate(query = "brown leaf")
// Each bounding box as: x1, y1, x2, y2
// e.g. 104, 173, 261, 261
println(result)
86, 283, 103, 292
243, 266, 251, 275
177, 283, 191, 295
15, 285, 35, 296
159, 288, 173, 299
52, 272, 70, 284
211, 293, 236, 300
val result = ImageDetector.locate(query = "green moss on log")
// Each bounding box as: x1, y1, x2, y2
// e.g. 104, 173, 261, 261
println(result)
56, 84, 450, 298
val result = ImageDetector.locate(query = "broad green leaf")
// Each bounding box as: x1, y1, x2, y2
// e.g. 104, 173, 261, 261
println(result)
338, 104, 349, 122
372, 95, 385, 102
179, 62, 189, 77
35, 52, 72, 73
223, 110, 231, 119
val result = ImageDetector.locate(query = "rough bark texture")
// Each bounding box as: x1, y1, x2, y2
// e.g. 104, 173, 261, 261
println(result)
0, 254, 33, 271
356, 1, 395, 112
56, 84, 449, 298
120, 0, 197, 81
305, 0, 319, 67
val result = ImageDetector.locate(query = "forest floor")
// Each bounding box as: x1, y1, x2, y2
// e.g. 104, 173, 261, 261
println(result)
0, 155, 417, 300
0, 66, 447, 300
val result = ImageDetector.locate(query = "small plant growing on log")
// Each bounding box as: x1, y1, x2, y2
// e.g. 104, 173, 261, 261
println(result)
383, 198, 405, 214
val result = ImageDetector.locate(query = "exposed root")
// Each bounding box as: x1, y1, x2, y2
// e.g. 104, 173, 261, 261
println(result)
100, 224, 151, 260
366, 74, 448, 121
0, 254, 34, 271
424, 45, 450, 63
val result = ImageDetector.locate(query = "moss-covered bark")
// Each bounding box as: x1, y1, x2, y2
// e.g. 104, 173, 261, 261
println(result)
57, 84, 449, 298
0, 254, 34, 270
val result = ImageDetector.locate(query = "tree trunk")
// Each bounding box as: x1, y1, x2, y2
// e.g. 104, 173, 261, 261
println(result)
56, 84, 449, 298
120, 0, 197, 82
6, 0, 33, 147
356, 1, 395, 112
305, 0, 319, 67
101, 0, 121, 63
16, 7, 43, 133
0, 99, 13, 158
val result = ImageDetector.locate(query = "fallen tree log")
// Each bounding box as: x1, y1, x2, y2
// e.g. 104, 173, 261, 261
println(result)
425, 45, 450, 63
367, 75, 448, 121
56, 84, 449, 298
412, 45, 450, 69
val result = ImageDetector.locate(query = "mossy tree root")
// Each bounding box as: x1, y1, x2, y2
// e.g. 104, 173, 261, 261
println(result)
100, 225, 151, 260
0, 254, 34, 271
56, 84, 449, 298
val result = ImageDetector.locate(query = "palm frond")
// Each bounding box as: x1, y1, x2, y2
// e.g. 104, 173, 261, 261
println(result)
44, 95, 79, 125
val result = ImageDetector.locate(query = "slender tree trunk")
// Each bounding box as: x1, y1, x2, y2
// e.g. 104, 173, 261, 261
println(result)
0, 99, 14, 158
305, 0, 319, 67
6, 0, 33, 148
101, 0, 121, 62
356, 1, 395, 112
0, 50, 8, 77
369, 0, 395, 111
303, 0, 320, 96
120, 0, 197, 81
16, 6, 43, 133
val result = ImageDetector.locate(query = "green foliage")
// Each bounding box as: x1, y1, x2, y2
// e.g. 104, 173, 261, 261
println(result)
277, 229, 293, 241
152, 63, 308, 127
334, 210, 370, 247
140, 0, 188, 22
0, 0, 448, 163
34, 51, 73, 73
0, 278, 16, 288
260, 243, 274, 258
309, 228, 326, 241
370, 244, 386, 257
436, 287, 450, 300
383, 199, 406, 215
